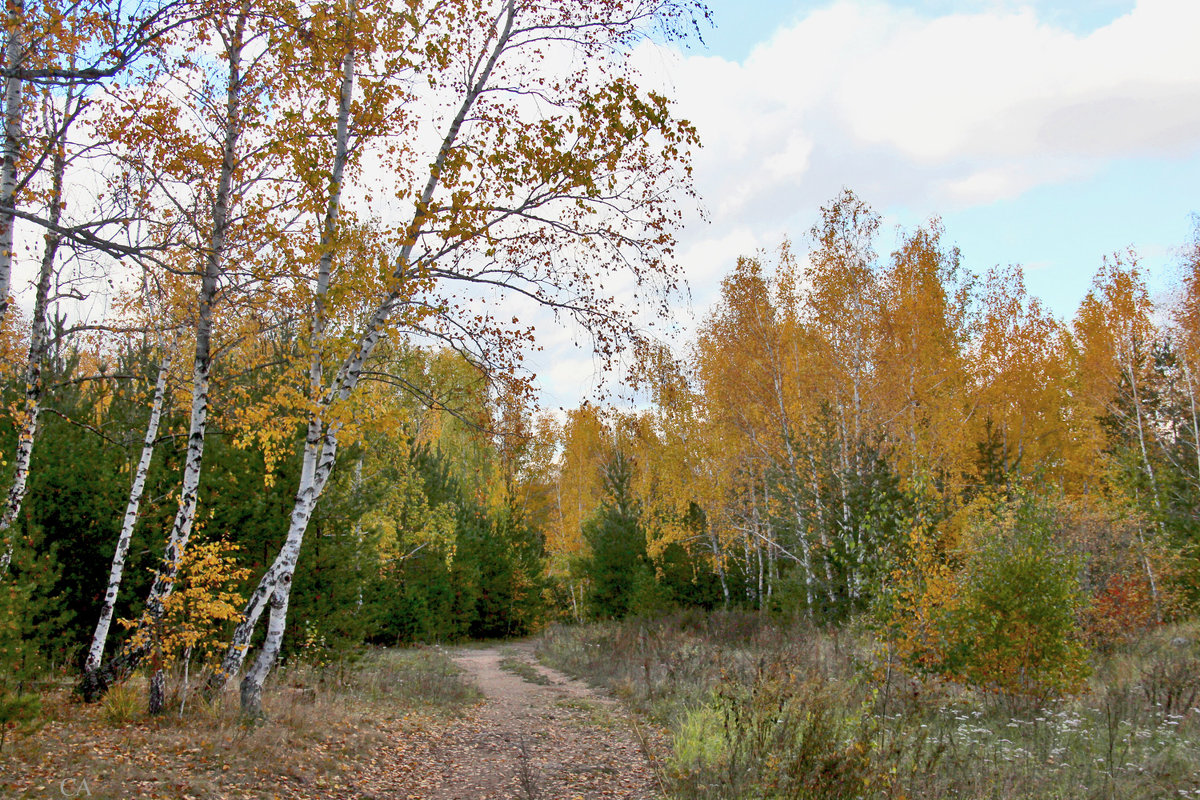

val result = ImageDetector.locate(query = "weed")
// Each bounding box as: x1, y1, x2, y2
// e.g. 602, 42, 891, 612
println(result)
537, 613, 1200, 800
348, 647, 482, 713
499, 654, 555, 686
100, 682, 142, 725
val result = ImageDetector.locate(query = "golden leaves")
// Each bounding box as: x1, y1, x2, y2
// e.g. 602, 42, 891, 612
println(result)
120, 537, 251, 666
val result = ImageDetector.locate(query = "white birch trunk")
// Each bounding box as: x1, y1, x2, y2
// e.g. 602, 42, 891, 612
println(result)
0, 130, 62, 574
1182, 356, 1200, 488
1120, 341, 1163, 615
807, 446, 839, 607
0, 1, 24, 326
239, 432, 334, 716
704, 524, 729, 608
84, 351, 171, 674
239, 577, 291, 715
211, 423, 328, 699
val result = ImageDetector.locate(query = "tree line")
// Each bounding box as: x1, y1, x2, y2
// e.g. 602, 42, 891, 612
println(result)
547, 190, 1200, 694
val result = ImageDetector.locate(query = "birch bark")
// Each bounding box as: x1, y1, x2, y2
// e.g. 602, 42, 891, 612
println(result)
0, 120, 62, 574
83, 350, 172, 674
78, 3, 247, 700
0, 0, 23, 327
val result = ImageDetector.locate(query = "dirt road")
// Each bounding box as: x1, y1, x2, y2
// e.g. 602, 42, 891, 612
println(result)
393, 642, 663, 799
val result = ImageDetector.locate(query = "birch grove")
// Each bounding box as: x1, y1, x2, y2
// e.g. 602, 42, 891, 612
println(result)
5, 0, 1200, 729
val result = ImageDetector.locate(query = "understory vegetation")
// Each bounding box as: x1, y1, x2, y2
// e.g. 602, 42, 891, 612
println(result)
0, 646, 479, 799
538, 613, 1200, 800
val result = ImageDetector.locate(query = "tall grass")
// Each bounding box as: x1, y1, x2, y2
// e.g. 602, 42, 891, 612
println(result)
536, 612, 1200, 800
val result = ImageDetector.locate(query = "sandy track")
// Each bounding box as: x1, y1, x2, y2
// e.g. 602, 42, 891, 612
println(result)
395, 642, 663, 799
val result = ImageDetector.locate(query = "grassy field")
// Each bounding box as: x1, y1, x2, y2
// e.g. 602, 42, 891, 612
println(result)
0, 647, 480, 800
536, 611, 1200, 800
4, 616, 1198, 799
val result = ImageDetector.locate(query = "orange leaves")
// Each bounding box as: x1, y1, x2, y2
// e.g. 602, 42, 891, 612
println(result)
971, 265, 1073, 483
873, 219, 973, 492
120, 537, 250, 666
1072, 252, 1157, 420
548, 403, 611, 560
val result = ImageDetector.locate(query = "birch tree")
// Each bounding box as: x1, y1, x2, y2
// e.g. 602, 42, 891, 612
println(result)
79, 0, 286, 699
971, 264, 1071, 485
83, 312, 176, 675
1171, 222, 1200, 492
201, 0, 701, 715
873, 221, 973, 492
694, 251, 830, 611
0, 89, 70, 575
1073, 254, 1165, 612
805, 189, 881, 481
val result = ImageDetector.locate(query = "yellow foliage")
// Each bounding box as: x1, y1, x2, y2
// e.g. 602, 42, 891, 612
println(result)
889, 517, 962, 675
120, 539, 250, 666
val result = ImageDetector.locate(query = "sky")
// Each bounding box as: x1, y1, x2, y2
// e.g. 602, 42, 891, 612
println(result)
529, 0, 1200, 410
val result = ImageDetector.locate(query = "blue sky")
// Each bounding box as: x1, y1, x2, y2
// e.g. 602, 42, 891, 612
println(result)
681, 0, 1198, 314
529, 0, 1200, 407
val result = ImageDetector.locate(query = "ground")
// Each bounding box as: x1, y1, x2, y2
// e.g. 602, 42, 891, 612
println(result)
0, 643, 664, 800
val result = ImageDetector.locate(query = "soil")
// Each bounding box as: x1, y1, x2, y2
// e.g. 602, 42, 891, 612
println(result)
367, 642, 664, 799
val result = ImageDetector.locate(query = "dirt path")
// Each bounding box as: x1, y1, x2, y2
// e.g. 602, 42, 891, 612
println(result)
380, 643, 664, 799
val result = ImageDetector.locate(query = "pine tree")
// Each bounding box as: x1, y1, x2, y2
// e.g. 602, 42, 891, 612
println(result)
582, 452, 650, 620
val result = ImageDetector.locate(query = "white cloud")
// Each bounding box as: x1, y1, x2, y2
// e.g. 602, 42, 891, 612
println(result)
637, 0, 1200, 219
838, 1, 1200, 163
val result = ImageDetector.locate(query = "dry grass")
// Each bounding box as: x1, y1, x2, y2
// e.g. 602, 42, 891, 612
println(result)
0, 646, 480, 799
536, 613, 1200, 800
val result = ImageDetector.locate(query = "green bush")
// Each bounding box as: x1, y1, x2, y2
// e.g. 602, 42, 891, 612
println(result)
581, 452, 653, 620
0, 534, 66, 748
943, 493, 1091, 701
0, 691, 41, 751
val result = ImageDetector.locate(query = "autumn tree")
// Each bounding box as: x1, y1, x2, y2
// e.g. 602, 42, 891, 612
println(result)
625, 342, 724, 606
873, 220, 973, 494
543, 403, 611, 617
970, 264, 1072, 486
1160, 219, 1200, 575
1172, 221, 1200, 491
0, 82, 74, 574
179, 0, 705, 717
79, 0, 293, 699
804, 189, 881, 482
1071, 254, 1166, 612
